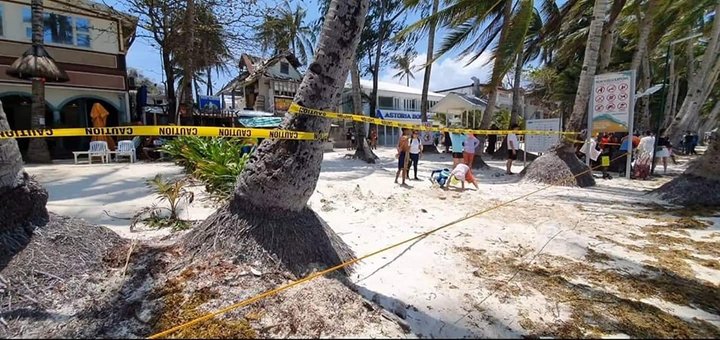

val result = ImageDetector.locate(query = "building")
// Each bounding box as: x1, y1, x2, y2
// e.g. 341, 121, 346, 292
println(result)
337, 79, 445, 147
0, 0, 137, 156
217, 52, 303, 114
434, 83, 522, 111
429, 92, 488, 127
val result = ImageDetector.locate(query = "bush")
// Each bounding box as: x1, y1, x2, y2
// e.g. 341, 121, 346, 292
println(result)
162, 137, 254, 197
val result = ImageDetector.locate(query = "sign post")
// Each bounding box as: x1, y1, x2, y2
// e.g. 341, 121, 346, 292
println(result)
589, 71, 635, 179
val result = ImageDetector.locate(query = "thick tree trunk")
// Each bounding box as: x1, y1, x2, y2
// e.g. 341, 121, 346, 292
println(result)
352, 61, 378, 163
698, 100, 720, 144
368, 2, 387, 120
597, 0, 625, 73
639, 52, 652, 131
183, 0, 369, 276
27, 0, 51, 164
523, 0, 609, 187
630, 1, 654, 72
0, 100, 50, 261
655, 131, 720, 206
420, 0, 439, 124
162, 48, 177, 123
663, 48, 677, 129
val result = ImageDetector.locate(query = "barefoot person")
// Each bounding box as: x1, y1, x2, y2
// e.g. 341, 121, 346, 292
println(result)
395, 128, 411, 185
447, 162, 479, 191
409, 130, 423, 180
463, 133, 480, 166
506, 124, 520, 175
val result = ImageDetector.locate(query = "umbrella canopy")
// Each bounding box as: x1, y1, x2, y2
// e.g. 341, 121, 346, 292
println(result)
6, 45, 70, 82
90, 103, 116, 150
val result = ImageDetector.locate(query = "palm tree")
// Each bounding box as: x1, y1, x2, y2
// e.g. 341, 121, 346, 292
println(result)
392, 48, 417, 86
6, 0, 69, 163
404, 0, 440, 126
256, 1, 316, 65
182, 0, 369, 275
0, 99, 49, 259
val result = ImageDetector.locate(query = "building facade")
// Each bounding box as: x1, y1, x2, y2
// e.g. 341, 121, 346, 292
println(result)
217, 52, 303, 114
0, 0, 136, 156
434, 83, 522, 111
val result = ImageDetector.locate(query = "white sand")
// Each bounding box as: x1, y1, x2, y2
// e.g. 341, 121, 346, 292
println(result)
25, 148, 720, 338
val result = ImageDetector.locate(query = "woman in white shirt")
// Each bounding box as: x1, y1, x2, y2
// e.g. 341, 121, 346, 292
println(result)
409, 130, 423, 180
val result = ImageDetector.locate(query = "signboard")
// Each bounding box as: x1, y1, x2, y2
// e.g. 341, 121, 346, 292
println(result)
376, 109, 423, 122
590, 71, 634, 134
420, 122, 435, 146
274, 97, 293, 112
525, 118, 561, 153
198, 95, 221, 112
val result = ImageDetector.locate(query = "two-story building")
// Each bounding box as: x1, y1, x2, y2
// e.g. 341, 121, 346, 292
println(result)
217, 52, 303, 114
435, 83, 523, 112
0, 0, 136, 156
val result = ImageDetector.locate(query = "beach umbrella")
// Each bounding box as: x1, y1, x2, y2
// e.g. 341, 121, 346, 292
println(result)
90, 102, 116, 150
6, 45, 69, 83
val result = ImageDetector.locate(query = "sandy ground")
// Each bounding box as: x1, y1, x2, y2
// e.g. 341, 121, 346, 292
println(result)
25, 147, 720, 338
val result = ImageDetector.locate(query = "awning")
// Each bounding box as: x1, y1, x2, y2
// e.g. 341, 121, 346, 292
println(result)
238, 117, 283, 128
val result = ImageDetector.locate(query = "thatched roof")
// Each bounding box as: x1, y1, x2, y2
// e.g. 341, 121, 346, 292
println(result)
6, 45, 70, 82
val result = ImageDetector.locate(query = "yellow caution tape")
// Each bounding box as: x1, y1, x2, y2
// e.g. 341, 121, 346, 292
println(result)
0, 126, 327, 141
288, 103, 578, 136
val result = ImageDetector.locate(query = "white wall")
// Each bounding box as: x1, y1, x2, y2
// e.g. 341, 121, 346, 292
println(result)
0, 0, 121, 55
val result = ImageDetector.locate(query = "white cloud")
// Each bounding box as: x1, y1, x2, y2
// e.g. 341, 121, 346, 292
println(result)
380, 52, 493, 92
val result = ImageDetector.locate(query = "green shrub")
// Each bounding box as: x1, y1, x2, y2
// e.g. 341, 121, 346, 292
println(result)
162, 136, 254, 197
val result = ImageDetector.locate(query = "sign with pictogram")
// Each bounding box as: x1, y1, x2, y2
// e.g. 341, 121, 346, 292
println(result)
590, 71, 635, 134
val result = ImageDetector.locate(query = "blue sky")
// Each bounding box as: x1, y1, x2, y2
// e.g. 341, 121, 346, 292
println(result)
109, 0, 500, 94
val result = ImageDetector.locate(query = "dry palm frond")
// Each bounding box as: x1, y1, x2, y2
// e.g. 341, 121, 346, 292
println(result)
6, 45, 69, 82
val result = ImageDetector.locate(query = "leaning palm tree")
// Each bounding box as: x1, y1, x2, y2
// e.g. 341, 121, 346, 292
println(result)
182, 0, 369, 275
6, 0, 68, 163
391, 48, 417, 86
256, 1, 316, 64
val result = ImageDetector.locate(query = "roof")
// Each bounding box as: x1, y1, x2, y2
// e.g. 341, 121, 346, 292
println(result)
429, 92, 488, 114
434, 83, 514, 94
238, 117, 283, 128
348, 79, 446, 98
218, 52, 302, 95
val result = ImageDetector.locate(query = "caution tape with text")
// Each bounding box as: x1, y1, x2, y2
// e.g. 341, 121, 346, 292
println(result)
0, 126, 327, 141
288, 103, 578, 136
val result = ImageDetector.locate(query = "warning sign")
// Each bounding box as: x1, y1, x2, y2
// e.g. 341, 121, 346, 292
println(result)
590, 71, 634, 134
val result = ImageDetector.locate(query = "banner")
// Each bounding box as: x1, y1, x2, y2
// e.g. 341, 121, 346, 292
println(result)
420, 122, 435, 146
274, 97, 293, 112
525, 119, 561, 153
198, 95, 222, 112
591, 71, 635, 135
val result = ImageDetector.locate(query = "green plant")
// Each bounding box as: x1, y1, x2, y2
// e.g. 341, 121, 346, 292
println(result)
132, 174, 194, 232
162, 137, 254, 197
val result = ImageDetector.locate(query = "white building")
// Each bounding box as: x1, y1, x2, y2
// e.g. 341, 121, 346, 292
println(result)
0, 0, 137, 157
434, 83, 522, 110
339, 79, 445, 146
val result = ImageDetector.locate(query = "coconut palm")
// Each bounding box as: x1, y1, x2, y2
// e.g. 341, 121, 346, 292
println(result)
182, 0, 369, 275
403, 0, 440, 125
392, 48, 417, 86
256, 1, 316, 65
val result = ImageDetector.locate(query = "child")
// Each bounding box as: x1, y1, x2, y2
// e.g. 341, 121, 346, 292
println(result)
430, 168, 451, 188
447, 163, 479, 191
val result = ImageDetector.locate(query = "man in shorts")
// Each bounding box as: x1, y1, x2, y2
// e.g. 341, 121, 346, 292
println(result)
395, 128, 411, 185
447, 162, 479, 191
449, 132, 466, 166
506, 124, 520, 175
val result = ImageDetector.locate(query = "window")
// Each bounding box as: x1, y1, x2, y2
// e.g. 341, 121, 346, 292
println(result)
280, 62, 289, 74
0, 4, 4, 36
22, 8, 91, 47
403, 99, 417, 111
378, 96, 394, 109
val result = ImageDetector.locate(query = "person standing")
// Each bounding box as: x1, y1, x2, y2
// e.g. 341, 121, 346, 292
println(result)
443, 131, 452, 153
655, 129, 673, 173
506, 124, 521, 175
346, 128, 353, 151
409, 130, 423, 180
634, 131, 655, 180
449, 132, 466, 166
395, 128, 411, 185
370, 128, 378, 150
462, 133, 480, 166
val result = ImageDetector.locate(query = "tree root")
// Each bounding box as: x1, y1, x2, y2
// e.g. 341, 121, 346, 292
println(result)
521, 144, 595, 187
654, 174, 720, 207
472, 155, 490, 169
0, 173, 49, 264
181, 196, 356, 277
491, 142, 539, 161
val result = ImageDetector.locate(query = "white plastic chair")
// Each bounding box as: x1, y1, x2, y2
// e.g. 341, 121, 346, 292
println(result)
87, 141, 109, 164
115, 140, 136, 163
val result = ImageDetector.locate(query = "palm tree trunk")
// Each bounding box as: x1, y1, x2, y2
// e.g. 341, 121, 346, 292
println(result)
419, 0, 439, 124
630, 1, 654, 72
510, 53, 523, 126
27, 0, 51, 163
667, 1, 720, 143
207, 67, 213, 96
352, 61, 378, 163
162, 47, 177, 123
639, 52, 652, 130
369, 1, 387, 119
183, 0, 369, 275
524, 0, 609, 187
663, 47, 677, 128
180, 0, 195, 124
0, 99, 50, 258
597, 0, 625, 73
